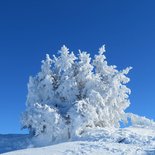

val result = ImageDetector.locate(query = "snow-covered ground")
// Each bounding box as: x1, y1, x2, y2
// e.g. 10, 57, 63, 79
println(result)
1, 126, 155, 155
0, 134, 29, 154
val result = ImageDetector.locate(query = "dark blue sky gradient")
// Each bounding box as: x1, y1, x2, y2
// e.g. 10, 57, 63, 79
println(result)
0, 0, 155, 133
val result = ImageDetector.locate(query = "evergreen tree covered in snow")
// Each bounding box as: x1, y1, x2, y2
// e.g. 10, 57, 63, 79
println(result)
21, 45, 132, 144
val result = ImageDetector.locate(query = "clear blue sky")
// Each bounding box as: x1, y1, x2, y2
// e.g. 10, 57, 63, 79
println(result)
0, 0, 155, 134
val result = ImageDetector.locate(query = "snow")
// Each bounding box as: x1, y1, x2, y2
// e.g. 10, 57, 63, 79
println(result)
1, 126, 155, 155
1, 46, 155, 155
0, 134, 29, 154
22, 45, 133, 144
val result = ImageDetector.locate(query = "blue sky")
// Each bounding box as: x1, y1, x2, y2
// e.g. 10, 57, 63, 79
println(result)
0, 0, 155, 134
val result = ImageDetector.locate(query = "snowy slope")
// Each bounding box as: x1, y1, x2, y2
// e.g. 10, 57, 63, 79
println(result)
0, 141, 145, 155
1, 126, 155, 155
0, 134, 30, 154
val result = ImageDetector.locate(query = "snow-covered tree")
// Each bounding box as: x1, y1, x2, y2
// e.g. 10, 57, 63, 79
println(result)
21, 45, 132, 145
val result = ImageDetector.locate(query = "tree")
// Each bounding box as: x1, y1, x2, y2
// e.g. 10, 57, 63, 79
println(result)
21, 45, 132, 145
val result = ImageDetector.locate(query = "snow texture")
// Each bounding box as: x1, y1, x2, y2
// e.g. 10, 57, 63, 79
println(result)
1, 46, 155, 155
1, 126, 155, 155
21, 45, 133, 145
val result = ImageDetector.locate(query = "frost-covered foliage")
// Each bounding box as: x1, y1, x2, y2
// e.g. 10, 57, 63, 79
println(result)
21, 45, 132, 144
126, 113, 155, 127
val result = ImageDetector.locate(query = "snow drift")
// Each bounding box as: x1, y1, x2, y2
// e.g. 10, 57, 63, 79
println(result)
1, 126, 155, 155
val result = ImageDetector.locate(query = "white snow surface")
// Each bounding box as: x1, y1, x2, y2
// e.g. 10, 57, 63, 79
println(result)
1, 126, 155, 155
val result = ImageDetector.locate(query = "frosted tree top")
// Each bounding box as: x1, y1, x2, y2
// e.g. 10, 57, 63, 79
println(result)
22, 45, 134, 144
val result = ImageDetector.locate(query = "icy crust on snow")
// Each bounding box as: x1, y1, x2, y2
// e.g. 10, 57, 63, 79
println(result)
1, 126, 155, 155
